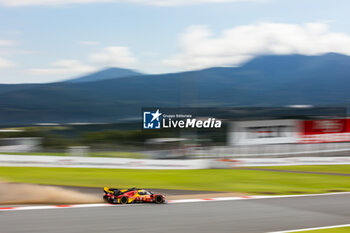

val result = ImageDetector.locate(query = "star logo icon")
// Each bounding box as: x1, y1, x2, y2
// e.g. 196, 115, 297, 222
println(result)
150, 109, 162, 122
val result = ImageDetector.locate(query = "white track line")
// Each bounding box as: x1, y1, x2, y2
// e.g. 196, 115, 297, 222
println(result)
268, 223, 350, 233
1, 192, 350, 212
167, 192, 350, 204
0, 203, 115, 211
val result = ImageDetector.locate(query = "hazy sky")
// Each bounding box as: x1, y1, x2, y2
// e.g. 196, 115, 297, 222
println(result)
0, 0, 350, 83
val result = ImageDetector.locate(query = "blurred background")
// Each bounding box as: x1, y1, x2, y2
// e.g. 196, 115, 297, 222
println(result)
1, 1, 350, 233
0, 107, 350, 161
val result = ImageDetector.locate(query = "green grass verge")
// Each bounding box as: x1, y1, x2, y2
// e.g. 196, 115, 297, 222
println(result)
0, 167, 350, 194
0, 151, 145, 159
258, 165, 350, 174
296, 226, 350, 233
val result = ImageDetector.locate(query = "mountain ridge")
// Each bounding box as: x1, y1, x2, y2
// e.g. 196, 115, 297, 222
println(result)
64, 67, 143, 83
0, 53, 349, 124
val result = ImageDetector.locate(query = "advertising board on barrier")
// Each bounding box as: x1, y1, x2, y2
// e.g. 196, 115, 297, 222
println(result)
229, 118, 350, 145
299, 119, 350, 143
228, 119, 298, 146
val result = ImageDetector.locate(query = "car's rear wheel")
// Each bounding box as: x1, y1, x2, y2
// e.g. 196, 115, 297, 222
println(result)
155, 195, 164, 204
103, 195, 114, 204
120, 196, 128, 204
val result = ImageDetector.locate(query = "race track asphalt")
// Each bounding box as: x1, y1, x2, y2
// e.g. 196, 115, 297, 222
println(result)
1, 193, 349, 233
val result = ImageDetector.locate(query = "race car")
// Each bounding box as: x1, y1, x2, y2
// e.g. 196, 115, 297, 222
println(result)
103, 187, 165, 204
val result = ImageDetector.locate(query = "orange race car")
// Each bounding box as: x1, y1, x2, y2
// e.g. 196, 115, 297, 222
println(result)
103, 187, 166, 204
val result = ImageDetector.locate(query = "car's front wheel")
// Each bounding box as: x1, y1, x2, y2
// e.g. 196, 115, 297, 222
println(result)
154, 195, 164, 204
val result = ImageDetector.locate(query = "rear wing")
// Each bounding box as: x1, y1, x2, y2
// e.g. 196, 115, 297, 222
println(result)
104, 187, 125, 195
104, 187, 116, 194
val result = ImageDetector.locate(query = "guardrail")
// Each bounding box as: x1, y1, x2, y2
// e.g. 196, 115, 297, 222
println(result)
1, 154, 350, 169
188, 143, 350, 158
211, 156, 350, 168
0, 154, 211, 170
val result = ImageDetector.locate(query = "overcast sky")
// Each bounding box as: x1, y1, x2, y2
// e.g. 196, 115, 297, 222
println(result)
0, 0, 350, 83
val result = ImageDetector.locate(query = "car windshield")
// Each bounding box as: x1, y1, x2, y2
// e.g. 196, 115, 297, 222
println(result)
139, 191, 151, 195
